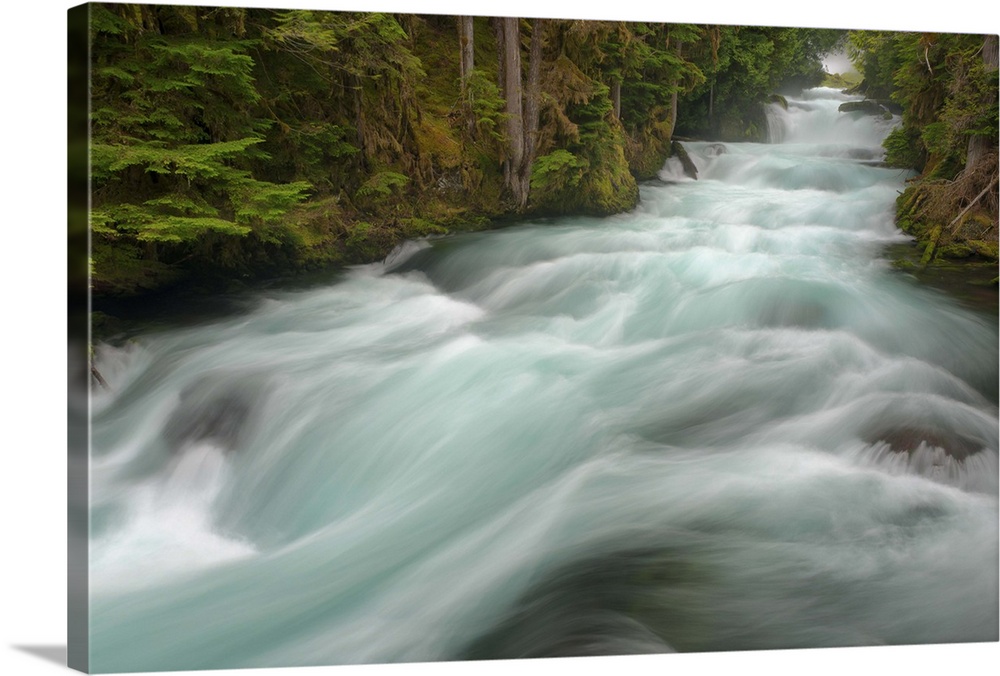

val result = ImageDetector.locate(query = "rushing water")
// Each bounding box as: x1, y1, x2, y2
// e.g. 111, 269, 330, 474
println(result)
89, 88, 999, 672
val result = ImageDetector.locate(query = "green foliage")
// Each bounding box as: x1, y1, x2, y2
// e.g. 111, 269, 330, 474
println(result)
850, 32, 994, 161
87, 7, 886, 297
233, 180, 313, 227
401, 218, 449, 238
615, 23, 704, 132
355, 172, 410, 200
883, 126, 924, 169
920, 121, 950, 158
851, 29, 997, 180
342, 220, 399, 261
868, 30, 999, 265
89, 3, 316, 293
846, 31, 907, 100
676, 26, 842, 140
464, 69, 507, 140
345, 221, 374, 250
822, 71, 862, 89
527, 39, 641, 216
530, 150, 589, 195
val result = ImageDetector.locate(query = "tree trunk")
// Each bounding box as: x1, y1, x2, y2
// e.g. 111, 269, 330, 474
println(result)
611, 78, 622, 120
353, 75, 367, 170
458, 16, 474, 93
458, 16, 476, 136
984, 34, 999, 69
491, 18, 506, 105
519, 18, 543, 209
966, 34, 999, 173
669, 90, 678, 140
499, 17, 525, 207
667, 41, 683, 140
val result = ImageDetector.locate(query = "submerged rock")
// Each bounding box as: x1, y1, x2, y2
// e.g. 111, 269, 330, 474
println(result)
704, 143, 728, 157
458, 547, 701, 660
861, 425, 986, 460
162, 371, 271, 452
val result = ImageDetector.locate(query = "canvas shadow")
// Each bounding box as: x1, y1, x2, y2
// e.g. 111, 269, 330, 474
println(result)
12, 644, 67, 667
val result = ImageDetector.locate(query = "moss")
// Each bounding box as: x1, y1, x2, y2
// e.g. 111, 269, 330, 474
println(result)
968, 239, 1000, 260
936, 243, 974, 259
624, 109, 673, 181
401, 217, 448, 238
627, 135, 671, 181
90, 239, 182, 296
343, 220, 401, 262
581, 159, 640, 215
924, 154, 965, 182
918, 225, 942, 265
529, 137, 640, 216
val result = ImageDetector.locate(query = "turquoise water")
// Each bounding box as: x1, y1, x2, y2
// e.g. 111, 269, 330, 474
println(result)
89, 88, 999, 671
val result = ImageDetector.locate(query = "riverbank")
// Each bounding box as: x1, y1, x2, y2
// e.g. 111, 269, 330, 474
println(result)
886, 242, 998, 317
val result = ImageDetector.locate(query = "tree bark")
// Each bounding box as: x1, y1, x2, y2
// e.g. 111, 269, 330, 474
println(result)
498, 17, 525, 207
458, 16, 474, 93
352, 74, 367, 170
669, 90, 678, 140
611, 78, 622, 120
519, 18, 544, 209
491, 18, 506, 106
983, 34, 999, 69
667, 41, 683, 140
966, 34, 999, 173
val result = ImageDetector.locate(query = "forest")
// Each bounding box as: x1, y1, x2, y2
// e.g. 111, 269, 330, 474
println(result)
79, 3, 998, 298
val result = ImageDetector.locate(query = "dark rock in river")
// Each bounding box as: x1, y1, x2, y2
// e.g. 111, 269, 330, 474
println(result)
162, 371, 270, 452
705, 143, 728, 157
458, 547, 700, 660
861, 425, 986, 460
671, 141, 699, 180
838, 99, 892, 118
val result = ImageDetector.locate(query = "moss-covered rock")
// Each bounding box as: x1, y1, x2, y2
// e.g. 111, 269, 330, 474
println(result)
936, 243, 974, 259
626, 135, 672, 181
838, 99, 886, 116
968, 239, 999, 260
577, 153, 641, 215
528, 142, 639, 216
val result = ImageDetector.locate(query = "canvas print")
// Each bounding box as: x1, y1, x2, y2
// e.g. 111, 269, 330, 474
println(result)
69, 1, 999, 673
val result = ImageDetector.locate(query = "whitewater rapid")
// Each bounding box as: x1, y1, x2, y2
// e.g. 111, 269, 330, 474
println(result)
88, 87, 999, 671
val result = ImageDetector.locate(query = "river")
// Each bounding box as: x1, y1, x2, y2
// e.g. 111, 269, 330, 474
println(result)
88, 87, 999, 671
